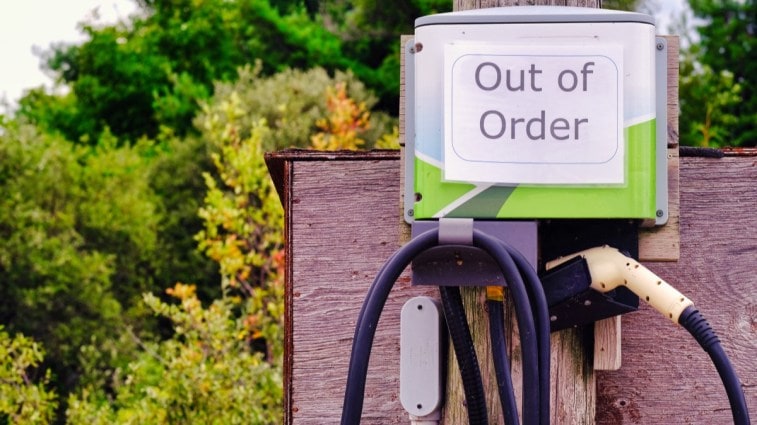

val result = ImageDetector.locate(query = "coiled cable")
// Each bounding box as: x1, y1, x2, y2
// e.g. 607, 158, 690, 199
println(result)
340, 227, 550, 425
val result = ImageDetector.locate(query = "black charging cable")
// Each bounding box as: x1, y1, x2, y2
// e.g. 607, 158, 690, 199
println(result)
440, 286, 489, 424
341, 227, 551, 425
679, 306, 751, 425
501, 241, 551, 425
487, 298, 519, 425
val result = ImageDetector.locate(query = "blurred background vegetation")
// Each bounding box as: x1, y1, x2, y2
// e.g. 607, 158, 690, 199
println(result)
0, 0, 753, 423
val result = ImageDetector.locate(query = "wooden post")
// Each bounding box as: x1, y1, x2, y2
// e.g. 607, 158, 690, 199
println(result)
439, 2, 600, 424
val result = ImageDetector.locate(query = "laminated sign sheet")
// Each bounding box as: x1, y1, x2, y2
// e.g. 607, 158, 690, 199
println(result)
443, 43, 624, 185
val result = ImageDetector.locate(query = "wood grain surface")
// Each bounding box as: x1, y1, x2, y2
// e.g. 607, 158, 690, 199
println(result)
268, 151, 756, 424
596, 156, 757, 424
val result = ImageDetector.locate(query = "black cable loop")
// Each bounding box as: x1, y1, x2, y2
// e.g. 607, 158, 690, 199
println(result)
341, 227, 549, 425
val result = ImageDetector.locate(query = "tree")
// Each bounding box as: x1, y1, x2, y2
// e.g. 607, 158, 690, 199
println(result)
21, 0, 393, 144
0, 121, 126, 383
680, 0, 756, 147
0, 119, 194, 400
0, 327, 57, 424
67, 89, 286, 425
679, 47, 742, 147
197, 63, 394, 151
66, 283, 283, 424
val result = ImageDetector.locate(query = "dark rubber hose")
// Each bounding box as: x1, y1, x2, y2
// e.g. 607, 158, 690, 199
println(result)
502, 241, 551, 425
678, 306, 751, 425
472, 230, 540, 425
440, 285, 489, 425
341, 229, 437, 425
488, 299, 519, 425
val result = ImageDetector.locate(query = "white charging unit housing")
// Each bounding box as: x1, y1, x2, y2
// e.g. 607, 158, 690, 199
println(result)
405, 6, 667, 224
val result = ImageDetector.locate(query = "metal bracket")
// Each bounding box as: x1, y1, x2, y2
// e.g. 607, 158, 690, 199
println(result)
438, 217, 473, 245
654, 36, 669, 226
410, 220, 537, 287
404, 38, 417, 223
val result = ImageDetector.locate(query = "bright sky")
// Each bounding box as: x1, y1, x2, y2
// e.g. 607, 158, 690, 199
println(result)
0, 0, 137, 109
0, 0, 689, 111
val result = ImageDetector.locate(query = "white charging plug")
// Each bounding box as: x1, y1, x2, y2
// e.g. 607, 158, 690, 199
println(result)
546, 245, 694, 323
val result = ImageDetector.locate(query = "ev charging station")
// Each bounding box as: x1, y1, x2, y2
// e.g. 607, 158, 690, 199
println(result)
339, 6, 750, 425
405, 6, 667, 224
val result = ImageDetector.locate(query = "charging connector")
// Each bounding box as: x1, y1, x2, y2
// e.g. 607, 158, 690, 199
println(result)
546, 245, 750, 424
546, 245, 693, 323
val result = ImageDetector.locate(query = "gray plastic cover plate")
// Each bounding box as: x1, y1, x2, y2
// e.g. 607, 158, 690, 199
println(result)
400, 296, 442, 417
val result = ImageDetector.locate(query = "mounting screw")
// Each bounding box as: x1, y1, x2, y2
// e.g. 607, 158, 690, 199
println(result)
408, 209, 414, 217
656, 209, 664, 218
656, 42, 664, 51
410, 42, 423, 54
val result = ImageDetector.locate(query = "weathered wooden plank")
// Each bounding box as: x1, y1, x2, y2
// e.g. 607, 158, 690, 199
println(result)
666, 36, 680, 149
596, 156, 757, 424
288, 157, 438, 424
594, 317, 622, 371
268, 150, 756, 424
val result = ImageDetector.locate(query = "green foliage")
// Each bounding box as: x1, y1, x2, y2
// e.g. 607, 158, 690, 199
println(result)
600, 0, 641, 11
195, 99, 284, 363
680, 53, 742, 147
198, 64, 395, 151
66, 284, 282, 424
148, 130, 220, 302
375, 125, 400, 150
680, 0, 757, 147
0, 121, 125, 379
318, 0, 452, 110
0, 119, 210, 398
5, 2, 410, 421
22, 0, 400, 144
0, 327, 57, 424
66, 87, 286, 424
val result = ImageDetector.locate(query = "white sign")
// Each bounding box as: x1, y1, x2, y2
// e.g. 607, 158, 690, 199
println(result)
443, 43, 624, 185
